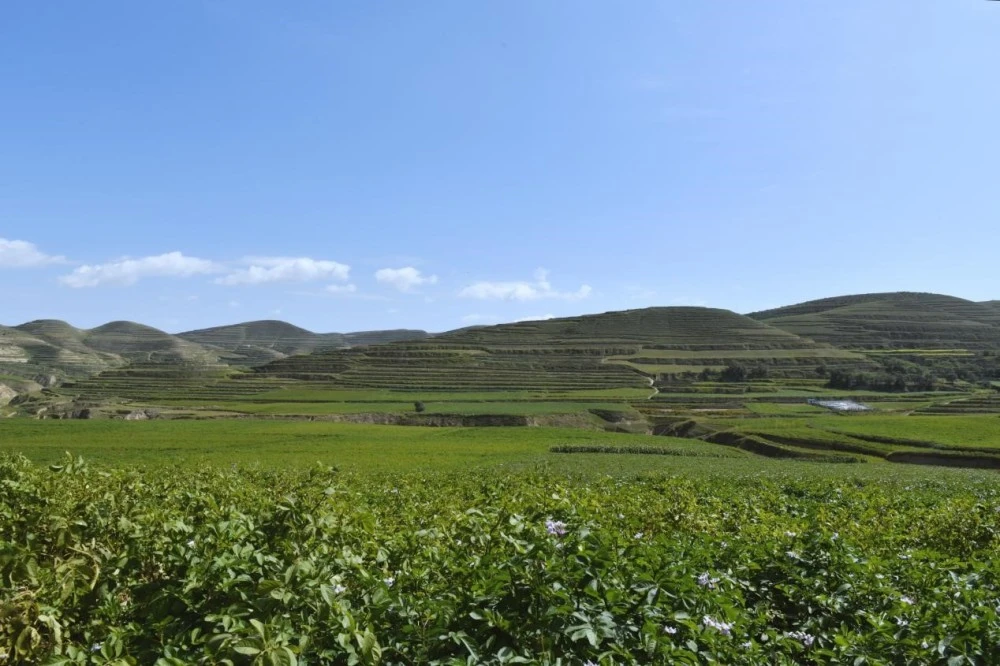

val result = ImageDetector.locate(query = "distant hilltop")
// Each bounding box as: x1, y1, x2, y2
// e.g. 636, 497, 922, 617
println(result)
1, 291, 998, 388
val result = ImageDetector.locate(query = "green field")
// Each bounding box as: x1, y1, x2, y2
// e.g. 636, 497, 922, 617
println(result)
0, 420, 739, 471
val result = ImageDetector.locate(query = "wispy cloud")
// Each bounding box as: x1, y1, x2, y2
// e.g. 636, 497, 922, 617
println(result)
0, 237, 66, 268
217, 256, 350, 286
375, 266, 438, 292
326, 283, 358, 295
59, 251, 218, 288
459, 269, 591, 302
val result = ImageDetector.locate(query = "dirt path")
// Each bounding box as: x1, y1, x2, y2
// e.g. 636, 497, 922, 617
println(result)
647, 376, 659, 400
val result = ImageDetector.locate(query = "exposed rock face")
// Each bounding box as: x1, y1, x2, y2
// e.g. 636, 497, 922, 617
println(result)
124, 409, 160, 421
33, 374, 60, 388
0, 384, 16, 406
71, 408, 92, 419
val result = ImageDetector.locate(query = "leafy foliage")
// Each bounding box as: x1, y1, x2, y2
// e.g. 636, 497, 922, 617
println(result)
3, 453, 1000, 664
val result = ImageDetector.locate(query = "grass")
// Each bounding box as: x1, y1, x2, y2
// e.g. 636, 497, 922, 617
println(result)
814, 414, 1000, 449
745, 402, 827, 415
242, 387, 652, 402
190, 400, 635, 416
0, 420, 740, 472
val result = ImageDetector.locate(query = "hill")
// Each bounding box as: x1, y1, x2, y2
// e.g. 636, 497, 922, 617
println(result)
83, 321, 223, 365
2, 321, 123, 381
749, 292, 1000, 349
178, 321, 429, 366
343, 329, 430, 346
178, 320, 347, 366
257, 306, 863, 392
983, 301, 1000, 315
0, 320, 223, 385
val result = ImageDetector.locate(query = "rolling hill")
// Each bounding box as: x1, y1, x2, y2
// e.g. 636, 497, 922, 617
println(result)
0, 318, 430, 388
6, 294, 999, 404
1, 321, 124, 381
177, 321, 429, 366
256, 306, 865, 392
749, 292, 1000, 349
177, 320, 347, 366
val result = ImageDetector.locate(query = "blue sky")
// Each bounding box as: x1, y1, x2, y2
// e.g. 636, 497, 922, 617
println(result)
2, 1, 998, 333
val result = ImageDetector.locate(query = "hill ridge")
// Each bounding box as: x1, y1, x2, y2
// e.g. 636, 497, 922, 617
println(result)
750, 292, 1000, 349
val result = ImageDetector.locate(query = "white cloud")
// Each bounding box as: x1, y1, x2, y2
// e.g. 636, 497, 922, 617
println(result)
375, 266, 438, 292
217, 257, 350, 286
326, 283, 358, 294
0, 237, 65, 268
458, 269, 591, 302
59, 251, 218, 288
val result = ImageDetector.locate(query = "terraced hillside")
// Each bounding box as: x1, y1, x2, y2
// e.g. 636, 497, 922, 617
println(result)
178, 321, 429, 366
1, 322, 124, 380
83, 321, 222, 365
0, 319, 227, 384
178, 320, 346, 366
257, 307, 863, 392
750, 292, 1000, 349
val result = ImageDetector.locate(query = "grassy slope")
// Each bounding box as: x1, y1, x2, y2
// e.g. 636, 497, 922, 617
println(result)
256, 307, 852, 394
177, 321, 430, 366
750, 292, 1000, 349
84, 321, 222, 365
2, 321, 121, 378
178, 320, 347, 366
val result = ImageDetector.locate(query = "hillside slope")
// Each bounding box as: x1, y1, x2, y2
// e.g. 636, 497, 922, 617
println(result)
84, 322, 222, 365
178, 320, 346, 366
178, 321, 429, 366
2, 322, 123, 381
750, 293, 1000, 349
258, 306, 862, 391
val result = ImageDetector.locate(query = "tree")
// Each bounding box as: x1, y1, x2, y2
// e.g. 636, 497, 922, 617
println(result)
414, 401, 426, 413
720, 363, 748, 382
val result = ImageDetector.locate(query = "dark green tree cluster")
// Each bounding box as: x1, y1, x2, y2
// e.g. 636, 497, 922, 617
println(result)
827, 369, 935, 392
719, 362, 769, 382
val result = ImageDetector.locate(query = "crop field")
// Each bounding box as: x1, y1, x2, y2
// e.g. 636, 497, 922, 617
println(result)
3, 448, 1000, 664
198, 401, 637, 417
0, 420, 739, 471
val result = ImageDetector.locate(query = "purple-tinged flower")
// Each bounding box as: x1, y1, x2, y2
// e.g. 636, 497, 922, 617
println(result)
697, 572, 719, 588
785, 631, 815, 647
545, 519, 568, 536
702, 615, 733, 636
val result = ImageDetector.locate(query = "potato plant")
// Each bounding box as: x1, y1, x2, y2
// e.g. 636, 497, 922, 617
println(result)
2, 453, 999, 664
